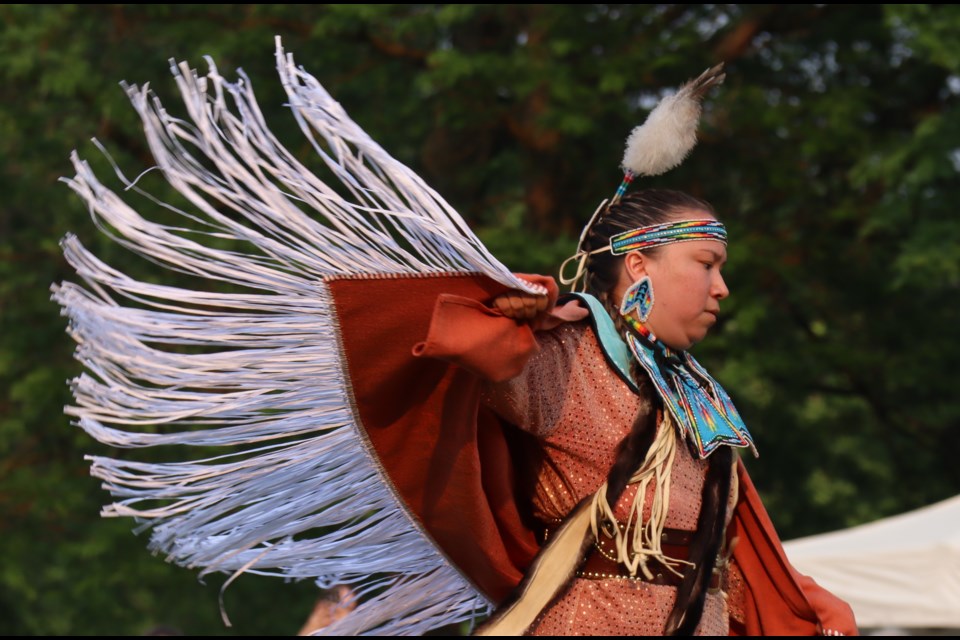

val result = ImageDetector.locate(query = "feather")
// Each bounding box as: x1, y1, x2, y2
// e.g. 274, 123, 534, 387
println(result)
621, 63, 725, 177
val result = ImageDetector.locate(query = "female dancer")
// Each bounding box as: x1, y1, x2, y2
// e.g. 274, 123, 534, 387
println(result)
57, 47, 856, 635
484, 189, 738, 635
458, 189, 858, 635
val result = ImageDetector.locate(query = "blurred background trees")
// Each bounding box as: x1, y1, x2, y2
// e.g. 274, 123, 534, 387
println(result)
1, 4, 957, 634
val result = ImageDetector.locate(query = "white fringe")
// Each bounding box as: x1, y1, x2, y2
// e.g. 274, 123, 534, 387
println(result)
50, 38, 543, 634
590, 414, 692, 580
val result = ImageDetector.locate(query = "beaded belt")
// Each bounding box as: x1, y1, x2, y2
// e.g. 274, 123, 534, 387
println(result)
577, 549, 720, 589
544, 524, 721, 589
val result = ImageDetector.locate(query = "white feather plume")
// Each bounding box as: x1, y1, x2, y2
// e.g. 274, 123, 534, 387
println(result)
621, 63, 725, 177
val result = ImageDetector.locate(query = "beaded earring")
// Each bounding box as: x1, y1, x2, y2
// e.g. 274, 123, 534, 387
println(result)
620, 276, 654, 323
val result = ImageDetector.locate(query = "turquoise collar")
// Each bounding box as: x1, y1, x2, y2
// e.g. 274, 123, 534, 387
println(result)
563, 293, 757, 459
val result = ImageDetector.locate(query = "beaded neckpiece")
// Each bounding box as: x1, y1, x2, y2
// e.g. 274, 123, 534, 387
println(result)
621, 313, 757, 459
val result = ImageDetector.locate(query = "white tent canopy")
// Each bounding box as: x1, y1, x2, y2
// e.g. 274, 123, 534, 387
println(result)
783, 495, 960, 629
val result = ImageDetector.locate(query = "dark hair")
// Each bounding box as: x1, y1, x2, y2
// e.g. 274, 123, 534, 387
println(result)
581, 188, 729, 636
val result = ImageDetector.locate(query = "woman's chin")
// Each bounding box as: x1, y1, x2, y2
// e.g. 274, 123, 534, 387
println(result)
662, 335, 697, 351
678, 328, 711, 351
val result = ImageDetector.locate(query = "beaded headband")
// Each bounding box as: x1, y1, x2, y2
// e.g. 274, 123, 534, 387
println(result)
610, 219, 726, 255
559, 218, 727, 291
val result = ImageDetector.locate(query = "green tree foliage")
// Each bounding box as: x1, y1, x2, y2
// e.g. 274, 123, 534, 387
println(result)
1, 4, 957, 634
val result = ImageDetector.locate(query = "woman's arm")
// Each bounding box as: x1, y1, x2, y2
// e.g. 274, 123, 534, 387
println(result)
480, 322, 585, 436
411, 274, 560, 382
412, 274, 591, 436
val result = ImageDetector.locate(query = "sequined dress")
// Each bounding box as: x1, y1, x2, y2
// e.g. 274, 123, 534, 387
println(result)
482, 320, 731, 636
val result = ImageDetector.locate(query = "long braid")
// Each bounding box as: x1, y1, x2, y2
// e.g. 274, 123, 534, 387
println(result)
594, 292, 660, 506
581, 189, 727, 635
664, 447, 734, 635
582, 191, 684, 504
583, 209, 658, 505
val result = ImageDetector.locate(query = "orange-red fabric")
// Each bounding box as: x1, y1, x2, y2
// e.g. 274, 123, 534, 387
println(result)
328, 272, 857, 635
412, 294, 539, 382
731, 462, 857, 635
327, 274, 540, 601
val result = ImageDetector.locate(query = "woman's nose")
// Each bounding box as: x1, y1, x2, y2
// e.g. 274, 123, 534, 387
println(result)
713, 272, 729, 300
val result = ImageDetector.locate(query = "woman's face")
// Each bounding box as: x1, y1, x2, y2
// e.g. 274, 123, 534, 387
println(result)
617, 220, 729, 351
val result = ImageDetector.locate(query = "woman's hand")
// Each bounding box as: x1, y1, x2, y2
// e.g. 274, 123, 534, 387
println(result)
491, 290, 550, 321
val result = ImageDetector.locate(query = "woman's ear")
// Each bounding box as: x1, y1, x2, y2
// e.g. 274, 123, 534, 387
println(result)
624, 251, 649, 282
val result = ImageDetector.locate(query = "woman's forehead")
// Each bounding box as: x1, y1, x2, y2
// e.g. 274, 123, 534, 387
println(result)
664, 238, 728, 261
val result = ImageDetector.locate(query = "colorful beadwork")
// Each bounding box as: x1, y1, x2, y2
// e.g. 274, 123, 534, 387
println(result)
610, 219, 727, 255
620, 276, 655, 322
622, 321, 756, 459
612, 171, 636, 203
621, 311, 652, 341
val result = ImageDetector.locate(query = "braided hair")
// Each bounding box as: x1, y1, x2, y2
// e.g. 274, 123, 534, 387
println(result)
582, 189, 732, 636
